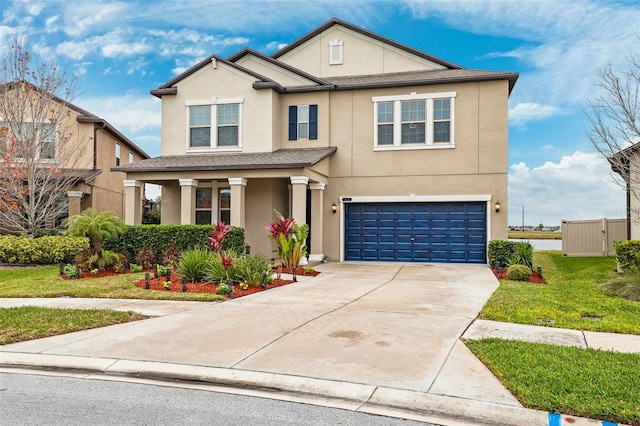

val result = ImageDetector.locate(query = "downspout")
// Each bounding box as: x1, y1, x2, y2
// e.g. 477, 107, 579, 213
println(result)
93, 121, 106, 170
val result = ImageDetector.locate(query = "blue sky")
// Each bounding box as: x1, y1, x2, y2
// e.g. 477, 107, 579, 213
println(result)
1, 0, 637, 227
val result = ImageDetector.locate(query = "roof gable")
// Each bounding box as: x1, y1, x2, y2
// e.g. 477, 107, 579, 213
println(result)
151, 54, 276, 97
271, 17, 462, 71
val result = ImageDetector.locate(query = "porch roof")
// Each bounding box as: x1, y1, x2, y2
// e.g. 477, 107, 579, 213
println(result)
111, 147, 337, 173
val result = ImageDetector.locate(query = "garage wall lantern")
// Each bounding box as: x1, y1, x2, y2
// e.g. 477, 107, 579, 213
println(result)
332, 203, 337, 214
494, 200, 501, 213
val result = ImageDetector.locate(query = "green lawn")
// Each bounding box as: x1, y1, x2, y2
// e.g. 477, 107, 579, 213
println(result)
481, 251, 640, 334
0, 306, 146, 345
466, 339, 640, 426
0, 265, 224, 301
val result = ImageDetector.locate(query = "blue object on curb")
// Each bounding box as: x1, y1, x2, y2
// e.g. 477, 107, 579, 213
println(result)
549, 412, 617, 426
548, 413, 561, 426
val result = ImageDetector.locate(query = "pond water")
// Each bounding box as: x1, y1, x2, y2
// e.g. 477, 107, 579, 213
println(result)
509, 239, 562, 251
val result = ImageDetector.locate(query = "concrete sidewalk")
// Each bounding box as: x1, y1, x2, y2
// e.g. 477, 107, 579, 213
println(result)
0, 262, 636, 425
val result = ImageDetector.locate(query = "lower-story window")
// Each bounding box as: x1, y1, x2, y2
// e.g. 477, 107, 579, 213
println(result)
195, 189, 212, 225
219, 189, 230, 224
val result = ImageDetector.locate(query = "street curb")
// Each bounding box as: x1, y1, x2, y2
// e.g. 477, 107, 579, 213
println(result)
0, 353, 623, 426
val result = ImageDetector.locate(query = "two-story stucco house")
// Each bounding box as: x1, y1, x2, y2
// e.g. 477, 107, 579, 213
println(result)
0, 82, 150, 228
114, 18, 518, 264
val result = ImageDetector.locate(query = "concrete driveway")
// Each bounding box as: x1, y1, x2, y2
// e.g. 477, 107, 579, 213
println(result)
0, 262, 519, 407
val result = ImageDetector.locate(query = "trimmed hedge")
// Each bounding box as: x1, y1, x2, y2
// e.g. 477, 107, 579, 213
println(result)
507, 264, 531, 281
614, 240, 640, 272
488, 240, 533, 268
0, 235, 89, 264
103, 225, 245, 260
488, 240, 518, 266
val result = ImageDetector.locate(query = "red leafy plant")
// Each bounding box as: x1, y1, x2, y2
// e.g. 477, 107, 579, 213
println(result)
209, 221, 230, 253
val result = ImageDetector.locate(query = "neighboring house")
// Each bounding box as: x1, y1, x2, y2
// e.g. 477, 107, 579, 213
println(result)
114, 18, 518, 263
0, 82, 149, 227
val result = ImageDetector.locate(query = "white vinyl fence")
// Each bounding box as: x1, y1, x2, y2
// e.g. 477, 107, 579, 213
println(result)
561, 218, 627, 257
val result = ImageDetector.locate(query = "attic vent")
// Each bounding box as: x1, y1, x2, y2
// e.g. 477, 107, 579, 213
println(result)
329, 39, 343, 65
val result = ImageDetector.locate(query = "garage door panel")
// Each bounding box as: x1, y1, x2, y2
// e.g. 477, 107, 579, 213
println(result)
345, 201, 486, 263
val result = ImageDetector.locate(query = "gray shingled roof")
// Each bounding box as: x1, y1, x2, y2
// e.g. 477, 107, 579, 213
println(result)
324, 69, 519, 94
112, 147, 337, 173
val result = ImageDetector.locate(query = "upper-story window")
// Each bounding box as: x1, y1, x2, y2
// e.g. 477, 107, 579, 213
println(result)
329, 39, 343, 65
372, 91, 455, 150
128, 151, 134, 164
0, 120, 57, 161
288, 105, 317, 140
115, 143, 121, 166
187, 98, 242, 151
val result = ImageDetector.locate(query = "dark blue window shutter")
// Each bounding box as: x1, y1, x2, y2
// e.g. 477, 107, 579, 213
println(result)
288, 106, 298, 140
309, 104, 318, 140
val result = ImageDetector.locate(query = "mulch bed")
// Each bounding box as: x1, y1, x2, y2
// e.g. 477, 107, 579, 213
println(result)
61, 265, 321, 299
133, 271, 295, 298
491, 268, 546, 284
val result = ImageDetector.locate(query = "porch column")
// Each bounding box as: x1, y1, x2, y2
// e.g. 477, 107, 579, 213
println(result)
66, 191, 84, 218
228, 177, 247, 228
179, 179, 199, 225
123, 180, 142, 225
290, 176, 309, 225
309, 182, 325, 262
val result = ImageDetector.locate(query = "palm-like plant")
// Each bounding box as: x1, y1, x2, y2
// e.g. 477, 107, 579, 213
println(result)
64, 208, 125, 249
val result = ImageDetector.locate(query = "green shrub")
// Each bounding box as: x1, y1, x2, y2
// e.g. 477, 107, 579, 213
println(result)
509, 241, 533, 269
142, 209, 161, 224
614, 240, 640, 272
178, 247, 214, 282
103, 225, 245, 260
63, 263, 78, 277
488, 240, 518, 267
205, 252, 241, 283
216, 283, 232, 295
507, 264, 531, 281
88, 250, 123, 271
130, 263, 143, 273
0, 235, 89, 264
235, 254, 272, 287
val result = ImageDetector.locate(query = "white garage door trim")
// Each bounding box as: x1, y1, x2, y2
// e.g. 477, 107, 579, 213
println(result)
339, 194, 493, 262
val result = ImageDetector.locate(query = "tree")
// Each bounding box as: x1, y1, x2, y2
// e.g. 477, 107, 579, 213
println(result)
0, 39, 83, 236
587, 54, 640, 220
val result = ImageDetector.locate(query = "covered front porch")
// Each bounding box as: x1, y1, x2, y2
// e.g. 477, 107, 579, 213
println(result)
114, 148, 336, 261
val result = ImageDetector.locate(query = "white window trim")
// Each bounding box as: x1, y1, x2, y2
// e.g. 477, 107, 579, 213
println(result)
372, 91, 456, 151
185, 98, 244, 152
0, 118, 59, 162
329, 39, 343, 65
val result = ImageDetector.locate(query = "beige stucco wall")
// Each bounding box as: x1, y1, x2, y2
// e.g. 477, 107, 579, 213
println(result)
235, 55, 318, 87
277, 26, 446, 78
91, 127, 146, 218
161, 63, 277, 156
278, 91, 330, 148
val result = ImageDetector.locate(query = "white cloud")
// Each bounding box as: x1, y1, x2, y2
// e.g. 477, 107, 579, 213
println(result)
508, 151, 626, 226
77, 92, 161, 140
101, 40, 152, 58
509, 102, 562, 127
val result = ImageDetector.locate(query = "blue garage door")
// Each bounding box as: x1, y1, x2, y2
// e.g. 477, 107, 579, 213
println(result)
345, 202, 487, 263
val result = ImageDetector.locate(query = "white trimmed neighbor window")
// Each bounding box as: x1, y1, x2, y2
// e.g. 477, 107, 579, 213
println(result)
372, 91, 455, 150
0, 120, 57, 161
186, 98, 242, 151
